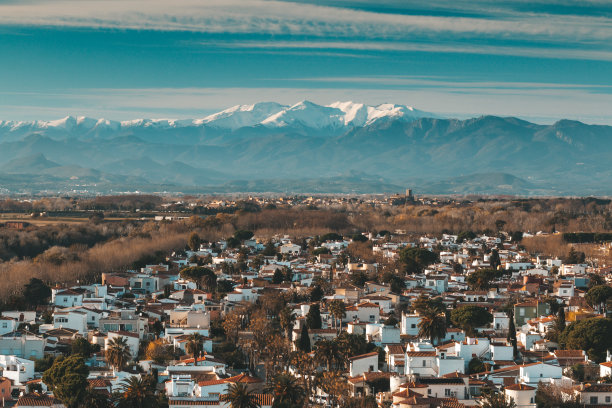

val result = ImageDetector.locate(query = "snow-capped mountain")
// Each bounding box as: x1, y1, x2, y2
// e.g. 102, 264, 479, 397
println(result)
0, 101, 437, 135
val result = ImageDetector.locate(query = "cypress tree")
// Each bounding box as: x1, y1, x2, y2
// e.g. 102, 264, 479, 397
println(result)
507, 307, 518, 360
297, 324, 311, 352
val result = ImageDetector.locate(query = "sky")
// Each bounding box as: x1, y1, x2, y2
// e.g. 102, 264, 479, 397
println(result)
1, 0, 612, 123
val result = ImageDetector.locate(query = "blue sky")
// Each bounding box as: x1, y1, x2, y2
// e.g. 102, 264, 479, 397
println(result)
1, 0, 611, 123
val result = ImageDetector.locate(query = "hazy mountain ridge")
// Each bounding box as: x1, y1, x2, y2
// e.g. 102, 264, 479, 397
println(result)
0, 104, 611, 195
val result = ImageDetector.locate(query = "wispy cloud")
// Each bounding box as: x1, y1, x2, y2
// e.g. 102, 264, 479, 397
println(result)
0, 0, 611, 57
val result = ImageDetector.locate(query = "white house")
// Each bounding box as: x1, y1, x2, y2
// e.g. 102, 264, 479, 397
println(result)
0, 334, 45, 359
225, 286, 259, 303
505, 383, 536, 408
425, 275, 448, 294
519, 362, 562, 387
400, 313, 422, 336
580, 384, 612, 406
493, 313, 510, 333
345, 302, 380, 324
52, 289, 84, 307
0, 355, 35, 385
349, 352, 379, 377
0, 316, 17, 335
53, 310, 88, 334
280, 244, 301, 256
404, 343, 438, 377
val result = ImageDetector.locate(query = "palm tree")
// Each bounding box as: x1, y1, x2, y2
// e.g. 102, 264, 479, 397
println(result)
278, 307, 296, 341
328, 300, 346, 333
417, 307, 447, 345
116, 376, 158, 408
224, 383, 261, 408
265, 374, 305, 407
314, 339, 337, 371
185, 333, 204, 365
106, 336, 132, 371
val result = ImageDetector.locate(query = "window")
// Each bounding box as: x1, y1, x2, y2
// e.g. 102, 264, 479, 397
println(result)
519, 309, 525, 316
445, 389, 451, 396
606, 396, 611, 403
428, 389, 431, 395
63, 297, 68, 302
1, 323, 7, 328
590, 397, 598, 405
530, 398, 534, 403
540, 373, 543, 377
369, 365, 374, 371
423, 360, 427, 367
411, 324, 416, 329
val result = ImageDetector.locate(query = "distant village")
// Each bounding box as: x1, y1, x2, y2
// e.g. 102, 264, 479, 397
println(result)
1, 221, 611, 408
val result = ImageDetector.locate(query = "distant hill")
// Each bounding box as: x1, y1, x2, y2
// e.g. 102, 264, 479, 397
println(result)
1, 102, 611, 195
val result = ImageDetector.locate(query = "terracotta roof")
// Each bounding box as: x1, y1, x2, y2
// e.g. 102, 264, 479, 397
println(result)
505, 383, 536, 391
583, 384, 612, 393
554, 350, 584, 358
348, 351, 378, 361
406, 351, 437, 357
16, 393, 60, 407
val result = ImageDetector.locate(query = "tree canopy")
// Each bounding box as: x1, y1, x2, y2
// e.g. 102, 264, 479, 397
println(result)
558, 317, 612, 363
451, 305, 493, 336
42, 355, 90, 408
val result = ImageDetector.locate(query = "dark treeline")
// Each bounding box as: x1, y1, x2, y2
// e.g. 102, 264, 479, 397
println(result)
562, 232, 612, 243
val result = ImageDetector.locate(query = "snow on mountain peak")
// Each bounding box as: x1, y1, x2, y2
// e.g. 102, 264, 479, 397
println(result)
0, 101, 437, 135
197, 102, 287, 129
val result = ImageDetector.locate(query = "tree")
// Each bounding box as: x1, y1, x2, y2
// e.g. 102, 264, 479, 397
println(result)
306, 304, 322, 329
466, 269, 497, 290
494, 220, 507, 231
272, 269, 284, 284
185, 333, 204, 365
456, 231, 477, 243
489, 249, 501, 269
585, 285, 612, 313
297, 324, 311, 352
451, 305, 493, 336
329, 300, 346, 332
106, 336, 132, 371
188, 232, 201, 251
399, 247, 439, 272
82, 387, 112, 408
309, 285, 324, 301
224, 383, 261, 408
278, 307, 296, 340
145, 339, 172, 364
536, 383, 582, 408
234, 230, 254, 241
180, 266, 217, 292
266, 374, 305, 407
116, 376, 158, 408
417, 307, 447, 345
588, 273, 605, 289
468, 357, 485, 374
350, 270, 369, 287
558, 317, 612, 363
71, 337, 94, 358
315, 339, 338, 371
507, 308, 518, 360
564, 247, 585, 264
412, 294, 445, 315
42, 355, 89, 408
480, 392, 516, 408
23, 278, 51, 307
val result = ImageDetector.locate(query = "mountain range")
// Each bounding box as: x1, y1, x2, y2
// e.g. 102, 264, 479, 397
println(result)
0, 100, 611, 195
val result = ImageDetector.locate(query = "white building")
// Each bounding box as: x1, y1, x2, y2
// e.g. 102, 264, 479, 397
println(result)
52, 289, 84, 307
0, 355, 35, 385
505, 383, 536, 408
53, 310, 88, 334
349, 352, 378, 377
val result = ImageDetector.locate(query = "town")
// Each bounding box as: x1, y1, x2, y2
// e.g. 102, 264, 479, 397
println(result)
0, 195, 611, 408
